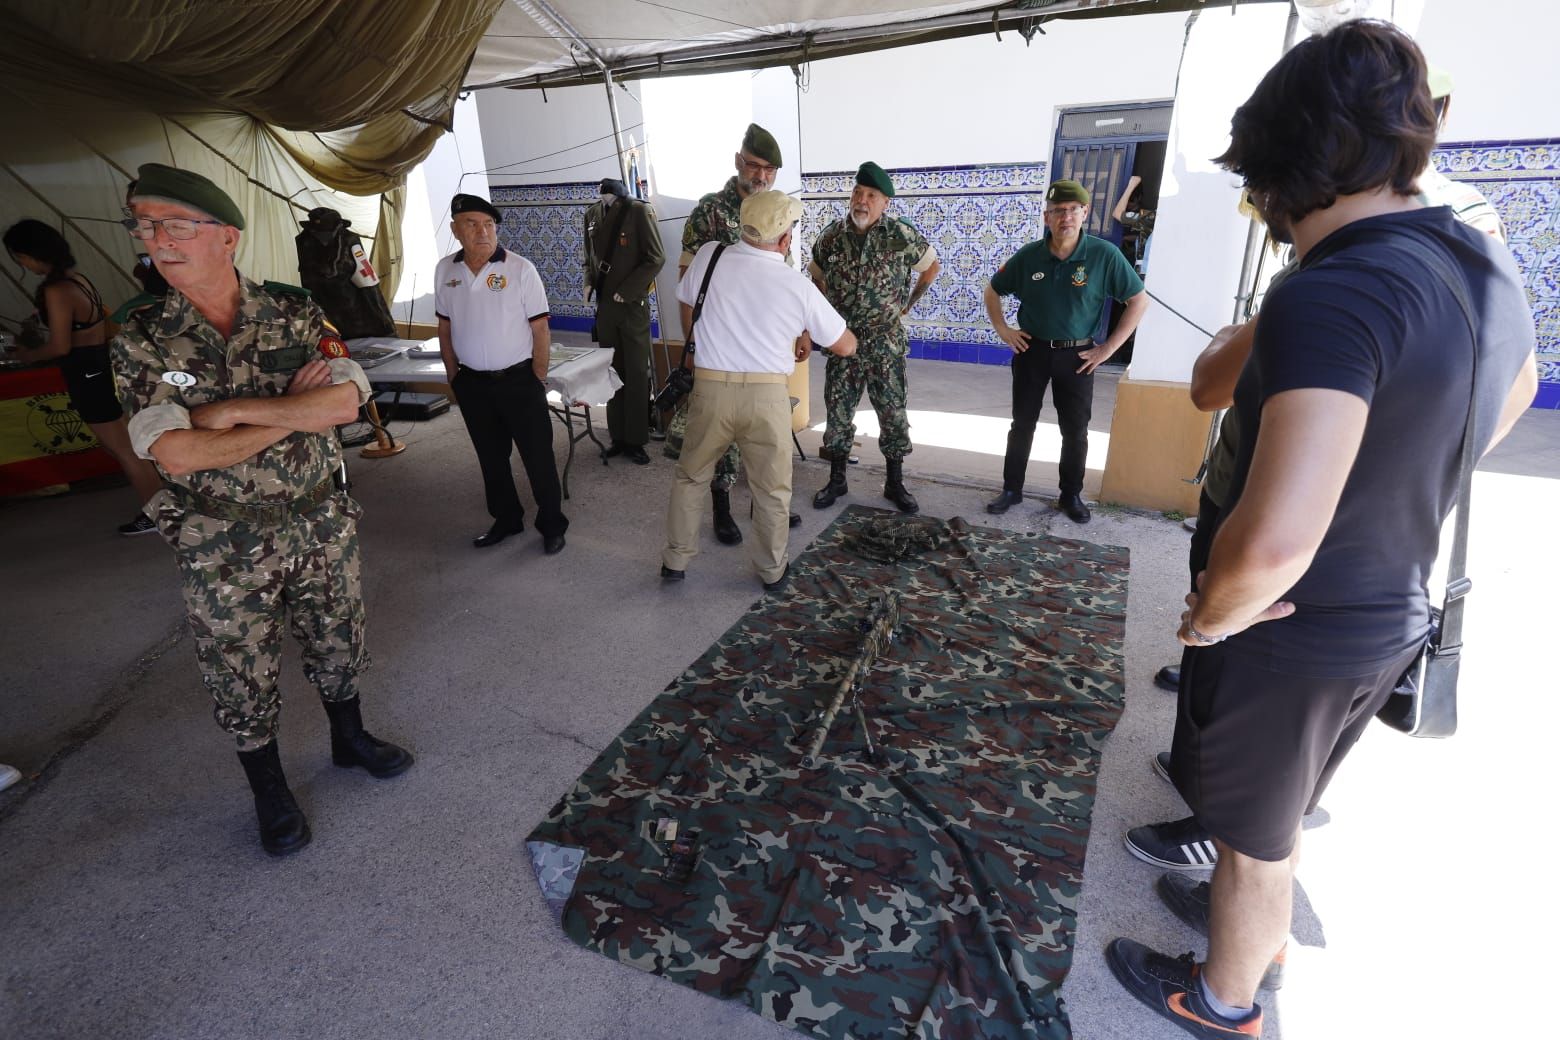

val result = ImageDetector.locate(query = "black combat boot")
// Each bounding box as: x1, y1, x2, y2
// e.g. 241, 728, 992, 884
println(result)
883, 459, 918, 514
236, 741, 311, 856
712, 488, 742, 545
813, 456, 849, 509
324, 696, 414, 778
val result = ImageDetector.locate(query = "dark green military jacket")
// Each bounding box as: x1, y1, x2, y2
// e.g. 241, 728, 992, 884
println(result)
582, 197, 665, 303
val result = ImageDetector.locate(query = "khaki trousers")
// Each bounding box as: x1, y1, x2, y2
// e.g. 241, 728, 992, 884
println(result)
662, 369, 792, 582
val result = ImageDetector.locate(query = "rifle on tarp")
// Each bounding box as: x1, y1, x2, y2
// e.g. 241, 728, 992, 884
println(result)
801, 590, 901, 768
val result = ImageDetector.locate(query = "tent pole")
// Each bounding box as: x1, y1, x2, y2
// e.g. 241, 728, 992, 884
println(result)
602, 70, 631, 186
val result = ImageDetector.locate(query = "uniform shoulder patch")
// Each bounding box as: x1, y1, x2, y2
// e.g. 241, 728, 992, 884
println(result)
318, 333, 351, 359
109, 292, 159, 324
261, 280, 312, 298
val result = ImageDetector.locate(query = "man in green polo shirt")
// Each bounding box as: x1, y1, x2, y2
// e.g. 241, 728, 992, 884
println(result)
983, 179, 1147, 523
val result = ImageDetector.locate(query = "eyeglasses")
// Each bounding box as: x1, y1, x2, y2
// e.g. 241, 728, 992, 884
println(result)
738, 156, 777, 176
121, 216, 223, 241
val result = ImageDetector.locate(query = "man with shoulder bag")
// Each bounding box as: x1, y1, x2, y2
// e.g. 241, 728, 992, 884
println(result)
1103, 22, 1537, 1038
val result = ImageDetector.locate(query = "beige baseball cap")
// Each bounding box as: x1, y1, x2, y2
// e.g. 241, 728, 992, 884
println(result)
740, 190, 803, 241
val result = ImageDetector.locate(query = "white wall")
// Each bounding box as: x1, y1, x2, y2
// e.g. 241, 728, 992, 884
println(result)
1128, 4, 1294, 383
394, 95, 489, 327
475, 82, 642, 187
1416, 0, 1560, 141
790, 12, 1188, 172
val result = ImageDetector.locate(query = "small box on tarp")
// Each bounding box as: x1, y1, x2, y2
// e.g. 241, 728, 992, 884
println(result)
371, 391, 449, 421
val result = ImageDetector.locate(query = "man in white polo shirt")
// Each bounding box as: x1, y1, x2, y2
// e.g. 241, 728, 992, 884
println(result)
661, 190, 857, 591
436, 193, 568, 555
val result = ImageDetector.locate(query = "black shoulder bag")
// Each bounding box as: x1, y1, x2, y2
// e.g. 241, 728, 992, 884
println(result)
654, 243, 725, 412
1377, 247, 1480, 738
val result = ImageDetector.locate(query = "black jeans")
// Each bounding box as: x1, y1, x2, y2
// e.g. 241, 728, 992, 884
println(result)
451, 364, 568, 537
1001, 346, 1093, 495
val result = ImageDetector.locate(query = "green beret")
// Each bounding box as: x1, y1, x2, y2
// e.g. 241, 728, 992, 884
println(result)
854, 161, 895, 198
131, 163, 245, 229
1045, 179, 1091, 206
741, 123, 783, 168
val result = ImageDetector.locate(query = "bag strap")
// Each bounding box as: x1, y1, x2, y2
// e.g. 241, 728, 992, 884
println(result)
680, 243, 727, 366
590, 199, 634, 299
1415, 243, 1479, 655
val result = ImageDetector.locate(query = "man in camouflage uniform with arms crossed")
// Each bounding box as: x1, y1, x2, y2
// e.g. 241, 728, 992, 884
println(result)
671, 122, 801, 539
809, 161, 941, 513
112, 164, 412, 857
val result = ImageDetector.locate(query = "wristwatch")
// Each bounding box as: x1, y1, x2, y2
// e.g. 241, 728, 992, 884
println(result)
1186, 620, 1227, 645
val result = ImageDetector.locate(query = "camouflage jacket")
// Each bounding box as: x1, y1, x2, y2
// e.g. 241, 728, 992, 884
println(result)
808, 215, 934, 344
679, 177, 743, 266
111, 276, 371, 505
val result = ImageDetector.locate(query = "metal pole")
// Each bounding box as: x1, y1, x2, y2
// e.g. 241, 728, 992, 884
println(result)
602, 69, 631, 186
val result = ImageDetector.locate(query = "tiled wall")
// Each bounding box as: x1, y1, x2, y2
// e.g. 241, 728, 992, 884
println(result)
1432, 140, 1560, 408
497, 145, 1559, 408
490, 182, 659, 336
800, 162, 1045, 365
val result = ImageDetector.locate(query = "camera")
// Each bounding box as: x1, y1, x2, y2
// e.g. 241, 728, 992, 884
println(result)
654, 365, 693, 412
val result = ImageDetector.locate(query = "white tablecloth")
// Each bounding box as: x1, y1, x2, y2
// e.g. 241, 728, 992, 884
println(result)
352, 338, 623, 407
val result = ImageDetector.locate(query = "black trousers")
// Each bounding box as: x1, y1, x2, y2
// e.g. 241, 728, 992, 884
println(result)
1001, 346, 1093, 496
451, 364, 568, 538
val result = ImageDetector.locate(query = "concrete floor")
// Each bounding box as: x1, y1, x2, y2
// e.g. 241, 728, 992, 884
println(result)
1, 352, 1553, 1040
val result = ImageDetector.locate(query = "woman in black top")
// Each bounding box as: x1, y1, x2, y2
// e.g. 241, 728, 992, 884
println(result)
4, 220, 162, 534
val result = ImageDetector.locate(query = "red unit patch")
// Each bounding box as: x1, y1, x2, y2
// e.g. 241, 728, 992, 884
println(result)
317, 335, 351, 360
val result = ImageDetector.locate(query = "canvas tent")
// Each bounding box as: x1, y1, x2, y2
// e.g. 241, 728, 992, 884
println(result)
0, 0, 1273, 329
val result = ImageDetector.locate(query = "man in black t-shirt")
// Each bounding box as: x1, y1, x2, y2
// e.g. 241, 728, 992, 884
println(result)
1104, 21, 1538, 1039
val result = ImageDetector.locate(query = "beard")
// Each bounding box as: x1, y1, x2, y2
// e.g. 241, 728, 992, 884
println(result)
849, 210, 873, 230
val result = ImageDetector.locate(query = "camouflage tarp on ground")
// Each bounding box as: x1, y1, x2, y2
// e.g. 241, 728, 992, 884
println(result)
527, 505, 1128, 1040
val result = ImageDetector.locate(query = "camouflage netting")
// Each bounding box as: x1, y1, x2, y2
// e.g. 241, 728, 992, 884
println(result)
527, 505, 1129, 1039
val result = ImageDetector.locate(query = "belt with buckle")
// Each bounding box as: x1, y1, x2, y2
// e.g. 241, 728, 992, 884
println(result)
1039, 337, 1093, 349
176, 480, 335, 525
459, 361, 531, 380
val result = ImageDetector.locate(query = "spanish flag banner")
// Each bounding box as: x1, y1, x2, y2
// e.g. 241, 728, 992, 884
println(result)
0, 367, 118, 496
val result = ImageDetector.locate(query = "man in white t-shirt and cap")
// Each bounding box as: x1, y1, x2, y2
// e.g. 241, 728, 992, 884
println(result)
435, 193, 568, 555
661, 190, 857, 592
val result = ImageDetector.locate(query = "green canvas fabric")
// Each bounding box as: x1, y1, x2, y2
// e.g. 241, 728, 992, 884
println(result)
527, 505, 1129, 1040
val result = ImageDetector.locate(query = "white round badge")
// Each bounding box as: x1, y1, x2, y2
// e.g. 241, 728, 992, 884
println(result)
162, 371, 197, 387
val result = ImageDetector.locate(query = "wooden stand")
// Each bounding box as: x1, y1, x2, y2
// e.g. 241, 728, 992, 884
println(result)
358, 398, 407, 459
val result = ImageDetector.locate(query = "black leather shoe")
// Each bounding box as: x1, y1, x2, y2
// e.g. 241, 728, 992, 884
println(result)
660, 564, 685, 582
625, 446, 650, 465
986, 489, 1023, 514
473, 521, 523, 548
603, 442, 626, 458
543, 534, 566, 555
788, 513, 801, 529
761, 562, 790, 593
1154, 666, 1180, 692
1058, 492, 1091, 524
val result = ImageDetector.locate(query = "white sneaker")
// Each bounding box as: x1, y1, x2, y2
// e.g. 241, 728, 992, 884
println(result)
0, 764, 21, 792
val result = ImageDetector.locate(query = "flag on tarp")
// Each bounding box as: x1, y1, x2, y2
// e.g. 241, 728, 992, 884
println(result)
0, 367, 117, 496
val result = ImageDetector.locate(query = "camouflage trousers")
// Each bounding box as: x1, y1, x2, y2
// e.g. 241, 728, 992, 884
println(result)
821, 342, 912, 461
663, 395, 740, 491
159, 492, 369, 752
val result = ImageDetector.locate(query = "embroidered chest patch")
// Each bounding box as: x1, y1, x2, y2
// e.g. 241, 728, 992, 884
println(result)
1071, 265, 1088, 288
486, 273, 507, 291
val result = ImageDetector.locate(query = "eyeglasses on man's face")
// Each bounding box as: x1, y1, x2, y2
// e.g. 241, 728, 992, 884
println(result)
121, 216, 224, 241
738, 155, 777, 176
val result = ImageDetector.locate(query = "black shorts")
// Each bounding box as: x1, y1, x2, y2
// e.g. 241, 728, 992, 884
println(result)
1168, 640, 1421, 861
58, 346, 123, 424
